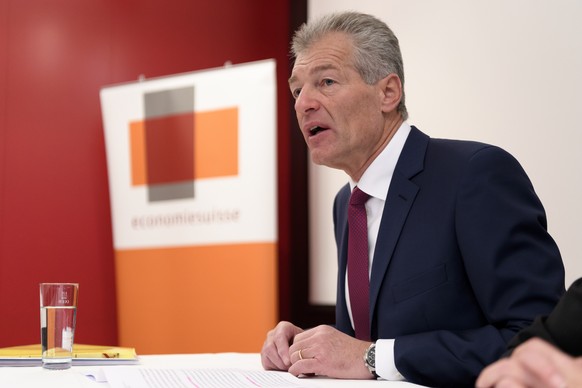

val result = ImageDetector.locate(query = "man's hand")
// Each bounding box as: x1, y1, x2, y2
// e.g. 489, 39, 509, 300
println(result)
261, 321, 304, 371
476, 338, 582, 388
287, 325, 373, 379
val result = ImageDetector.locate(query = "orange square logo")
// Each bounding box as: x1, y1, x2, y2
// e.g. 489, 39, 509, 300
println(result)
129, 107, 238, 200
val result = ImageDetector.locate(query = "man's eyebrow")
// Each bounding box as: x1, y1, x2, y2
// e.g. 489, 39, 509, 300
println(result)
288, 63, 339, 85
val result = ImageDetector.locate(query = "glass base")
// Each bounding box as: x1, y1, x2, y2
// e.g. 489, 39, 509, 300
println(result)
42, 359, 72, 370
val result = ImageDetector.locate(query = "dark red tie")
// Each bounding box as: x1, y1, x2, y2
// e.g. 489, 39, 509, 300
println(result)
347, 186, 371, 341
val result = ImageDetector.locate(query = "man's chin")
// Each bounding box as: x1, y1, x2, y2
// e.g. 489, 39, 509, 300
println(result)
309, 153, 328, 167
309, 155, 341, 171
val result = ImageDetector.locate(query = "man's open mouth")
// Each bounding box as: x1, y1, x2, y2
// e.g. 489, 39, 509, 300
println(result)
310, 126, 328, 136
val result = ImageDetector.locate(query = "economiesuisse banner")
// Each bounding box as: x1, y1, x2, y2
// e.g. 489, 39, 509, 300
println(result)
100, 60, 277, 354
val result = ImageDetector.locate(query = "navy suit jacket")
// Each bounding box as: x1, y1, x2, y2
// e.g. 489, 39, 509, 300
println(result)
332, 126, 565, 387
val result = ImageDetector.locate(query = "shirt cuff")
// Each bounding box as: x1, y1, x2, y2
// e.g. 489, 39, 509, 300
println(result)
375, 339, 405, 381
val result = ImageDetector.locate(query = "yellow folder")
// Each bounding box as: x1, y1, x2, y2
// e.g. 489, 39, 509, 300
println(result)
0, 344, 138, 366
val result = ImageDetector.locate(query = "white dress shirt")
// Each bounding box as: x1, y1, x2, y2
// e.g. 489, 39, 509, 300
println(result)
346, 122, 411, 381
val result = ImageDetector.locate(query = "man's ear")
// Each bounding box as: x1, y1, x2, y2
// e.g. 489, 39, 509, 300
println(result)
379, 73, 403, 113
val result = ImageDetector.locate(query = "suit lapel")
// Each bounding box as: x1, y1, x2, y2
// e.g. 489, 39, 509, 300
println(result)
369, 127, 427, 314
335, 185, 352, 333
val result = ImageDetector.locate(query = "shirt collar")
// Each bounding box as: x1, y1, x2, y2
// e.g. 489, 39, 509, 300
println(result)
350, 122, 411, 200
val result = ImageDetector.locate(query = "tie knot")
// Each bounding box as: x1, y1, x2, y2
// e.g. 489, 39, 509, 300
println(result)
350, 186, 370, 206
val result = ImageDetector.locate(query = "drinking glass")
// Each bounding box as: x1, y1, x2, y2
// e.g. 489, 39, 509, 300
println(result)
39, 283, 79, 369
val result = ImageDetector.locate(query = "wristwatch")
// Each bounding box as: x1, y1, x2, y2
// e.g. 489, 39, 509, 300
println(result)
364, 342, 378, 378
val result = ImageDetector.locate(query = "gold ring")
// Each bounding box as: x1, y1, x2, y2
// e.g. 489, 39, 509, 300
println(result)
298, 349, 304, 360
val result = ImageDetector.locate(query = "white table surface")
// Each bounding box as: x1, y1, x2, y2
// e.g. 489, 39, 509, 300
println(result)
0, 353, 426, 387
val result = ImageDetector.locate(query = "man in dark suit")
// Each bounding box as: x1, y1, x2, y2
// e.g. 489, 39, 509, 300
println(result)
260, 11, 565, 387
477, 277, 582, 387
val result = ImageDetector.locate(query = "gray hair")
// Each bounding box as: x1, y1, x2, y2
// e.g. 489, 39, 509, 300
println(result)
291, 11, 408, 120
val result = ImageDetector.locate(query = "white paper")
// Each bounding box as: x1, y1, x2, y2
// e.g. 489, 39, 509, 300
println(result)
100, 367, 318, 388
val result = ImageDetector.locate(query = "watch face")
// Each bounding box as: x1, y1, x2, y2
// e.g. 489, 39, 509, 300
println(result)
368, 346, 375, 367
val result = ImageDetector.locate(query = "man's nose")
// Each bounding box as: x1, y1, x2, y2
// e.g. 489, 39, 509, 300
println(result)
294, 88, 319, 113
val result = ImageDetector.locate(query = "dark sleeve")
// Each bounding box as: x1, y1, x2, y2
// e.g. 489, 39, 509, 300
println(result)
507, 277, 582, 357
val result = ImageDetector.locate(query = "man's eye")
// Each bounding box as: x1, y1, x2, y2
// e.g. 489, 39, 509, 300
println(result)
292, 88, 301, 99
323, 79, 335, 86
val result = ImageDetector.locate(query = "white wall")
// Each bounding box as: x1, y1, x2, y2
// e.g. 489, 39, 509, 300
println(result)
307, 0, 582, 304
